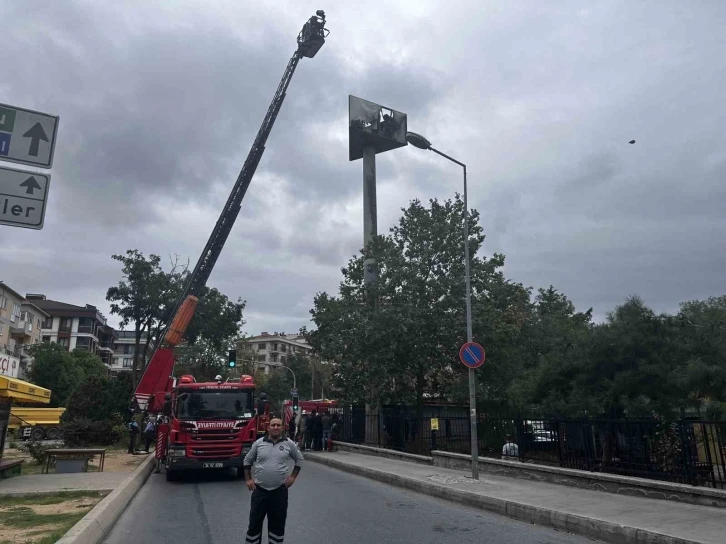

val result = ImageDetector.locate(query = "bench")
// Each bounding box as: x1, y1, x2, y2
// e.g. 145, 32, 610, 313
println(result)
42, 448, 107, 474
0, 459, 24, 479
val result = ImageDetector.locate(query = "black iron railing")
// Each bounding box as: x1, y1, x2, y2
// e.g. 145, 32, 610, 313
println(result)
329, 407, 726, 489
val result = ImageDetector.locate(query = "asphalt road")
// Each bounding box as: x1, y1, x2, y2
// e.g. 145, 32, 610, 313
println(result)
104, 462, 599, 544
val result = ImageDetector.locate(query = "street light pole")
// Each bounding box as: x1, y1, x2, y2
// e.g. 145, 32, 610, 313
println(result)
406, 132, 479, 480
278, 365, 297, 390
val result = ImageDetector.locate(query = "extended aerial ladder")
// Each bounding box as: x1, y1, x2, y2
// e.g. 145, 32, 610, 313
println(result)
133, 11, 330, 412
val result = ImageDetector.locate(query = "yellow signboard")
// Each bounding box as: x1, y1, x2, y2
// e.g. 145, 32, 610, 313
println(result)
430, 418, 439, 431
0, 375, 51, 404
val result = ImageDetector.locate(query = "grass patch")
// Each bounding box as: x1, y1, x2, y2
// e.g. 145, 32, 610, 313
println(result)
0, 510, 88, 544
0, 508, 83, 529
0, 491, 106, 507
0, 492, 103, 544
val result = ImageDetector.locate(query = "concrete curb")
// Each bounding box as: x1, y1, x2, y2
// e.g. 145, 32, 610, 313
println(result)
307, 454, 705, 544
55, 454, 156, 544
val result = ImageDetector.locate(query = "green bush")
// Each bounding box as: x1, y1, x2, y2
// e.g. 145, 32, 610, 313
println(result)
62, 376, 132, 423
61, 418, 124, 447
26, 441, 61, 465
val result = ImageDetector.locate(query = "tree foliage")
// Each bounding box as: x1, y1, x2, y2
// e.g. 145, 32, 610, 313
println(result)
28, 344, 107, 407
307, 196, 726, 420
107, 249, 245, 385
308, 196, 525, 412
62, 373, 133, 423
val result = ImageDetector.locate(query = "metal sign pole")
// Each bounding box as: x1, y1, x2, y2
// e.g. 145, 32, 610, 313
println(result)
363, 144, 377, 286
463, 164, 479, 480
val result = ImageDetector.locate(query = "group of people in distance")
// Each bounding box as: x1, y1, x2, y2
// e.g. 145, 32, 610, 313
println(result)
287, 409, 340, 452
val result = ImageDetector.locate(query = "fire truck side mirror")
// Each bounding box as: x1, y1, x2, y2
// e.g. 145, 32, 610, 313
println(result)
257, 392, 268, 416
163, 393, 173, 416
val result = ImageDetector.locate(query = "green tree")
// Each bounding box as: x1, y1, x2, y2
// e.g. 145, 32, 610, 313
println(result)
308, 196, 521, 413
69, 349, 108, 380
676, 295, 726, 417
106, 250, 185, 385
62, 374, 131, 423
107, 250, 245, 386
28, 343, 106, 407
514, 296, 691, 418
174, 337, 236, 383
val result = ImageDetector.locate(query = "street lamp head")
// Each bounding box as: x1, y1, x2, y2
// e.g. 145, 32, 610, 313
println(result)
406, 131, 432, 150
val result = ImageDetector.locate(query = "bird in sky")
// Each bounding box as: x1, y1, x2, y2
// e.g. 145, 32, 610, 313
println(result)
629, 140, 636, 144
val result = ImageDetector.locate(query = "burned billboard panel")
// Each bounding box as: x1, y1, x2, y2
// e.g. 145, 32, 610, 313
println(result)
349, 95, 408, 161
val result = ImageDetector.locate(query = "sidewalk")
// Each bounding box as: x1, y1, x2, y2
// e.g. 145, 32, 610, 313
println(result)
306, 451, 724, 544
0, 471, 129, 496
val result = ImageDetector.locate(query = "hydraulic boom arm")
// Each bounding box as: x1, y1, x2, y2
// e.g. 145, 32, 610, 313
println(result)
133, 11, 329, 410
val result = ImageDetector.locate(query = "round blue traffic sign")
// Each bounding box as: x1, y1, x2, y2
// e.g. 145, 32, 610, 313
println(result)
459, 342, 486, 369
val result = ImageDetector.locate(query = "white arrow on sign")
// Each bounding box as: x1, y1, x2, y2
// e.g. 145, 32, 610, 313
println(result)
0, 103, 59, 169
0, 165, 51, 230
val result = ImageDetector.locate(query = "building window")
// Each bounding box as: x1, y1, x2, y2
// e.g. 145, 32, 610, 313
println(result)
11, 303, 21, 322
59, 318, 72, 331
257, 354, 266, 362
271, 343, 278, 351
75, 337, 91, 350
42, 335, 50, 343
41, 316, 52, 329
257, 343, 266, 350
58, 337, 70, 349
0, 322, 4, 335
123, 358, 133, 368
77, 317, 94, 334
0, 295, 7, 309
270, 353, 278, 363
124, 345, 133, 355
281, 356, 287, 364
280, 344, 286, 352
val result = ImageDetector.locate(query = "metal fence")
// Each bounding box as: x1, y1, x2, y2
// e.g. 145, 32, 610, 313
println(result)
329, 406, 726, 489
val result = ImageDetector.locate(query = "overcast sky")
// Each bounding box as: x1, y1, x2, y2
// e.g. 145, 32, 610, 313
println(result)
1, 1, 724, 336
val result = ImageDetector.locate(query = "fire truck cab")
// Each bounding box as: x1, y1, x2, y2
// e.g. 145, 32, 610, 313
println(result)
159, 374, 270, 481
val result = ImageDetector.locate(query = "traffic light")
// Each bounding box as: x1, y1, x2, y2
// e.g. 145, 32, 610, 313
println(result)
228, 349, 236, 368
292, 395, 299, 412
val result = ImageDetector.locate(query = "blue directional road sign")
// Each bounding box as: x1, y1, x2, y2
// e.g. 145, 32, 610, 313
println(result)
290, 388, 299, 397
459, 342, 486, 369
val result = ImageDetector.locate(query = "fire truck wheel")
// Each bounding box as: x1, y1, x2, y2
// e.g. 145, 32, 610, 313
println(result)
165, 467, 177, 482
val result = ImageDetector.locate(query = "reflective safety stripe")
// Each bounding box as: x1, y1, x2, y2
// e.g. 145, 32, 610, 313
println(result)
246, 533, 261, 544
269, 532, 284, 543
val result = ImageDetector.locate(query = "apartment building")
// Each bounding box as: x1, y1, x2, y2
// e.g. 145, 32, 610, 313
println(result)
0, 282, 49, 380
109, 330, 148, 376
25, 294, 116, 366
242, 332, 314, 374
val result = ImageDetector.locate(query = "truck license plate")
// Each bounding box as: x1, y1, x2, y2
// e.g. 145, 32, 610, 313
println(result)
203, 462, 223, 468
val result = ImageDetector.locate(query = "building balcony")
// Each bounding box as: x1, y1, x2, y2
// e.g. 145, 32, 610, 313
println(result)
10, 319, 33, 338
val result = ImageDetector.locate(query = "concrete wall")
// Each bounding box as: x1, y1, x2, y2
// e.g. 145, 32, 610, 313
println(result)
332, 441, 432, 465
432, 450, 726, 509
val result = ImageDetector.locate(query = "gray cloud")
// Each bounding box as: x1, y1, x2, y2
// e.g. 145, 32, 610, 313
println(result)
1, 0, 725, 337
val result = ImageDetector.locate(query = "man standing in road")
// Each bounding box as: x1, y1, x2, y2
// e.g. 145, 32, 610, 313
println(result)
244, 417, 304, 544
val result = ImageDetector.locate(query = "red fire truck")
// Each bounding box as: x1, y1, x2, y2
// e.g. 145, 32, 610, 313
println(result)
154, 373, 271, 481
282, 399, 337, 429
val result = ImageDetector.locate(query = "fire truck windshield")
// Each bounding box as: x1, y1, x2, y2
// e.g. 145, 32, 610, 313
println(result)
176, 389, 254, 420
